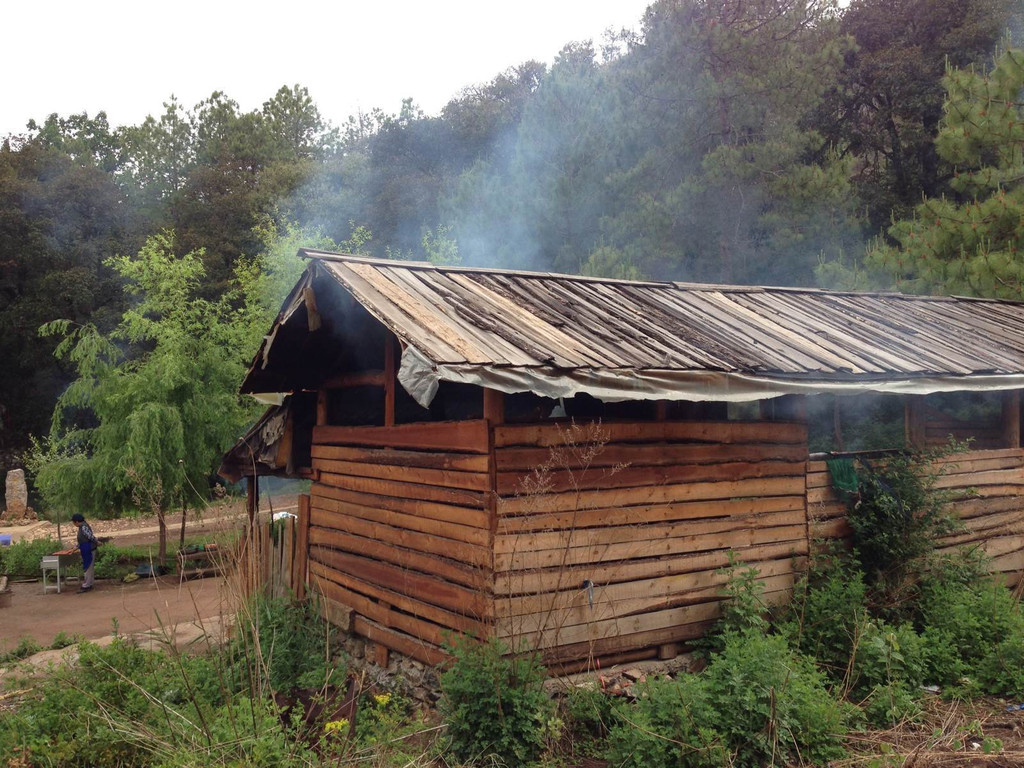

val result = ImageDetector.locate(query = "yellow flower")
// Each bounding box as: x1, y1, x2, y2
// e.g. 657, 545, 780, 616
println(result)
374, 693, 392, 707
323, 718, 349, 734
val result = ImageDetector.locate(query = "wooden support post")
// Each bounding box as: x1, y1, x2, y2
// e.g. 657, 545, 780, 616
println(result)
246, 475, 258, 526
384, 336, 396, 427
293, 494, 311, 602
655, 400, 669, 421
316, 390, 328, 426
483, 388, 504, 426
905, 396, 926, 447
1002, 390, 1021, 448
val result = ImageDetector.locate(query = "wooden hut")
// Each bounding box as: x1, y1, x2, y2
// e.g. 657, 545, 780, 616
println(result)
220, 251, 1024, 669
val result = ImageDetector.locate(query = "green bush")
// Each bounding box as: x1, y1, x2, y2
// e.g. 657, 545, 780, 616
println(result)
918, 578, 1024, 681
977, 631, 1024, 697
605, 675, 727, 768
703, 632, 849, 768
439, 636, 555, 766
847, 449, 960, 608
784, 550, 868, 683
860, 681, 923, 727
850, 621, 926, 699
230, 594, 342, 695
0, 537, 81, 578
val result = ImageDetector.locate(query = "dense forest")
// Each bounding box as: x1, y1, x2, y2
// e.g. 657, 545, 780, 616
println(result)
3, 0, 1024, 462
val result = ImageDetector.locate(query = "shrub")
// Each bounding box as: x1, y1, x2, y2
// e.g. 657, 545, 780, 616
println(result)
784, 550, 868, 684
703, 632, 849, 768
230, 595, 342, 695
850, 621, 926, 699
0, 537, 80, 578
918, 578, 1024, 677
847, 449, 960, 609
440, 636, 555, 766
977, 631, 1024, 697
605, 675, 727, 768
860, 681, 923, 728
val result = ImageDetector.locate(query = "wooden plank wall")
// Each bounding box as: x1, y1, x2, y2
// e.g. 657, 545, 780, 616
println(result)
305, 420, 493, 665
491, 420, 810, 665
807, 448, 1024, 582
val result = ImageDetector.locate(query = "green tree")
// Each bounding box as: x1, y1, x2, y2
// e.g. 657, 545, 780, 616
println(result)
842, 49, 1024, 298
31, 232, 259, 561
818, 0, 1018, 235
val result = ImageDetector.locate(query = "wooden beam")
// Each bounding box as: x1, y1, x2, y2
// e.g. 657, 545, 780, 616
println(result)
1002, 390, 1021, 449
384, 336, 396, 427
292, 494, 311, 602
483, 388, 504, 426
321, 370, 386, 389
905, 396, 926, 447
316, 390, 328, 426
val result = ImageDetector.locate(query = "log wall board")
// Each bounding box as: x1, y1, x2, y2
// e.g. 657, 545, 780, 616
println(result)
302, 418, 1024, 667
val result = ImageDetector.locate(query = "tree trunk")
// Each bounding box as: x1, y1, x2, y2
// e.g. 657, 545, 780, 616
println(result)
157, 511, 167, 566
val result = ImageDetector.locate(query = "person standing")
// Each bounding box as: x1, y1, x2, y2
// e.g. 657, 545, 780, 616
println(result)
71, 513, 98, 592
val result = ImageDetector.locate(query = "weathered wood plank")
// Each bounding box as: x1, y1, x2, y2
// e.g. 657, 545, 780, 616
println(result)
494, 508, 806, 555
312, 494, 490, 547
497, 460, 805, 496
318, 471, 487, 508
313, 482, 490, 529
313, 457, 491, 491
496, 442, 809, 471
308, 548, 491, 619
499, 475, 806, 515
308, 532, 489, 590
495, 557, 799, 618
497, 495, 805, 534
352, 615, 449, 666
494, 420, 806, 448
497, 573, 797, 639
312, 569, 459, 648
312, 444, 490, 472
496, 523, 808, 572
309, 509, 491, 569
314, 419, 490, 453
495, 539, 808, 596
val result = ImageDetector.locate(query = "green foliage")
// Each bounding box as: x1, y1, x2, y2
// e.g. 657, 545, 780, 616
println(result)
845, 48, 1024, 298
702, 554, 771, 656
704, 632, 849, 768
439, 636, 555, 766
605, 675, 727, 768
28, 232, 260, 557
0, 636, 43, 664
784, 549, 869, 683
231, 594, 342, 695
847, 449, 960, 606
0, 595, 348, 767
0, 537, 76, 578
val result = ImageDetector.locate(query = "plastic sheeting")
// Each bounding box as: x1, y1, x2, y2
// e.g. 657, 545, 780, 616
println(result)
397, 343, 1024, 408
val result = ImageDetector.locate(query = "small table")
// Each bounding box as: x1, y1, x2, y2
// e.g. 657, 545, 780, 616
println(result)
41, 552, 78, 594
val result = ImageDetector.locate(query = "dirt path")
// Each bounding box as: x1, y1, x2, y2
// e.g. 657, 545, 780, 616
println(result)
0, 575, 231, 651
1, 494, 298, 548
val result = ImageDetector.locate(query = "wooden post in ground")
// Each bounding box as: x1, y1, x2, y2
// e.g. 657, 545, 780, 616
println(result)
905, 396, 927, 447
1002, 390, 1021, 448
384, 335, 397, 427
293, 494, 311, 601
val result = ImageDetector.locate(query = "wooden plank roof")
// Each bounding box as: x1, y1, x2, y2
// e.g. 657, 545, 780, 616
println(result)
241, 251, 1024, 403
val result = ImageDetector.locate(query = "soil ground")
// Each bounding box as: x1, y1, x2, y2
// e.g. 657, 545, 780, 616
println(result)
0, 574, 229, 652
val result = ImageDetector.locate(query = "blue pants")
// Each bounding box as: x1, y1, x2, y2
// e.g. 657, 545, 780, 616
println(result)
80, 545, 95, 588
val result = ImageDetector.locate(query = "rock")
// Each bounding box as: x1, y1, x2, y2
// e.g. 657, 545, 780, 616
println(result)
1, 469, 35, 524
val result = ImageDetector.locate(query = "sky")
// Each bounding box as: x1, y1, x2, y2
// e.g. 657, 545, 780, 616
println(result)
1, 0, 653, 138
